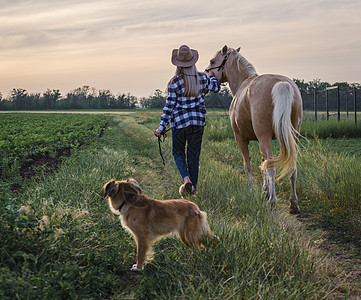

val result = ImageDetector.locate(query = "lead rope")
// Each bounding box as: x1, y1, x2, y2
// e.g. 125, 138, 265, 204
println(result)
157, 128, 171, 165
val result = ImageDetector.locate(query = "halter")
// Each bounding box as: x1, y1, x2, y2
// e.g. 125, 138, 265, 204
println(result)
205, 50, 232, 84
205, 50, 232, 73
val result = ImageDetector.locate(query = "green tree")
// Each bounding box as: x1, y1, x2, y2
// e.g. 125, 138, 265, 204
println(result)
293, 78, 309, 93
149, 89, 166, 108
96, 90, 114, 109
64, 86, 93, 109
28, 93, 41, 110
42, 89, 61, 109
139, 97, 151, 108
307, 79, 330, 92
205, 86, 232, 108
10, 88, 28, 110
332, 82, 350, 89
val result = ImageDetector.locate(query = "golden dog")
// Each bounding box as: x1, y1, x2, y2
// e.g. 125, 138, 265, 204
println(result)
104, 178, 213, 271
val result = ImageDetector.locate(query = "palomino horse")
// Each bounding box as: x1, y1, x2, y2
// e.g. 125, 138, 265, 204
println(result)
206, 45, 303, 214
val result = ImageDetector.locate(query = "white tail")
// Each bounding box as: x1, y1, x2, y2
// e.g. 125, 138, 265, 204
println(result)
262, 81, 299, 179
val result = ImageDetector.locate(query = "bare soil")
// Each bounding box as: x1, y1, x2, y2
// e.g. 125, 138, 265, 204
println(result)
9, 147, 71, 193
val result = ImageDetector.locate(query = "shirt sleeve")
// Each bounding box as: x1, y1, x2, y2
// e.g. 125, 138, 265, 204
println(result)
206, 75, 221, 93
158, 79, 178, 132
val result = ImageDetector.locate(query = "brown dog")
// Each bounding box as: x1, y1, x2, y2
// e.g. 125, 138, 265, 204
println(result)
104, 178, 213, 271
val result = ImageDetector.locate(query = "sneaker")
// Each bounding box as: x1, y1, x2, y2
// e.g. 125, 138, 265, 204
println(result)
184, 182, 193, 195
179, 176, 194, 197
179, 182, 195, 197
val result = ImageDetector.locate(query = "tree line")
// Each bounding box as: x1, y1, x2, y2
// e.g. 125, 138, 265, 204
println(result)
293, 78, 360, 93
0, 86, 137, 110
0, 79, 359, 111
0, 86, 233, 110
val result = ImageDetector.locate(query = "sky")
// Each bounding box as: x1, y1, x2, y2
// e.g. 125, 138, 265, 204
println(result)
1, 0, 361, 99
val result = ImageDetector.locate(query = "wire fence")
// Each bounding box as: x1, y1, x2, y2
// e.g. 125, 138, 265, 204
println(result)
301, 87, 361, 125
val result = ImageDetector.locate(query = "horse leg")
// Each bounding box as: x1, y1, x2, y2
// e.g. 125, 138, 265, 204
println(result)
234, 134, 253, 187
261, 158, 268, 193
265, 168, 277, 209
259, 140, 277, 209
289, 167, 300, 214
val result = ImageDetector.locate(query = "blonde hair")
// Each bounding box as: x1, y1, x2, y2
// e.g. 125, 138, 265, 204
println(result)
168, 65, 200, 97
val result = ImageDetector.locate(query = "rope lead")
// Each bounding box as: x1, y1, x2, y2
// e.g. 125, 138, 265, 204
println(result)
156, 128, 171, 165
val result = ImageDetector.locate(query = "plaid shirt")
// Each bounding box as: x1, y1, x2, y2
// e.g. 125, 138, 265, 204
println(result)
158, 72, 220, 131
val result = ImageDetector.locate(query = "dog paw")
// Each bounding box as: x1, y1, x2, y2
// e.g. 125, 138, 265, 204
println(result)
130, 264, 141, 272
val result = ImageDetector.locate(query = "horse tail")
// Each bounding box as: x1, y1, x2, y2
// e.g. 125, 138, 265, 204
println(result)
262, 81, 299, 180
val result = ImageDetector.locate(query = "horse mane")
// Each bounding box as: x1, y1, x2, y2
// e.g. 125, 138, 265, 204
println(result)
229, 50, 258, 77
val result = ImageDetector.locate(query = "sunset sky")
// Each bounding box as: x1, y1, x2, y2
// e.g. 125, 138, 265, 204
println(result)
1, 0, 360, 99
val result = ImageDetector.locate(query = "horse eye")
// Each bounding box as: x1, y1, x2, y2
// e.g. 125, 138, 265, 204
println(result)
210, 60, 215, 65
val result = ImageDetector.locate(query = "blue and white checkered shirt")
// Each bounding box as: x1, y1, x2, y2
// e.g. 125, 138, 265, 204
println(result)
158, 72, 220, 131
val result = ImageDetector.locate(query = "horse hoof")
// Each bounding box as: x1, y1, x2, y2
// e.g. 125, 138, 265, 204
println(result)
267, 200, 277, 210
130, 265, 141, 272
289, 205, 300, 214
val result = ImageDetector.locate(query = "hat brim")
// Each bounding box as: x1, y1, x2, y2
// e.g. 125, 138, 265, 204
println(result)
171, 48, 199, 67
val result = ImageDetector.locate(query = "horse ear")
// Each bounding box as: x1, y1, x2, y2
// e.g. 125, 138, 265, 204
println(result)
236, 47, 241, 52
221, 45, 228, 55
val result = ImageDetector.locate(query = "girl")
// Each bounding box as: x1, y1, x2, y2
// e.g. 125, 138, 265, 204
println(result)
155, 45, 220, 196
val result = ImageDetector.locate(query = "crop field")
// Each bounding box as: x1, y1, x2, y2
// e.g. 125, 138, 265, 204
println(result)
0, 111, 360, 299
0, 113, 111, 159
0, 113, 111, 188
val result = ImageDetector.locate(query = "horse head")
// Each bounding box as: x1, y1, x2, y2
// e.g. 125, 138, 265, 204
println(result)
205, 45, 240, 83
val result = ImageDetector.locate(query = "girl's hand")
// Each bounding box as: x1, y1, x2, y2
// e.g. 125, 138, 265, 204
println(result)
154, 129, 162, 137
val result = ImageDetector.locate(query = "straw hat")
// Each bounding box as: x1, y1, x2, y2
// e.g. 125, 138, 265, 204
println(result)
171, 45, 199, 67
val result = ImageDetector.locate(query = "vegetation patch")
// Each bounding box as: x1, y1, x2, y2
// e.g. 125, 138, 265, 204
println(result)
0, 113, 111, 189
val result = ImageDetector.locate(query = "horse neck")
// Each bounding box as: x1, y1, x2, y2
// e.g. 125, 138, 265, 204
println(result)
225, 56, 257, 95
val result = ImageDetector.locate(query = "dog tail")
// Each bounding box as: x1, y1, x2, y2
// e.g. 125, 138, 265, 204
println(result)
179, 208, 213, 248
199, 211, 210, 235
195, 210, 212, 247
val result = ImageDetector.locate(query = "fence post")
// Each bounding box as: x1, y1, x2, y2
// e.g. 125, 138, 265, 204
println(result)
325, 89, 329, 121
354, 87, 357, 126
314, 90, 317, 121
326, 86, 339, 122
337, 86, 340, 121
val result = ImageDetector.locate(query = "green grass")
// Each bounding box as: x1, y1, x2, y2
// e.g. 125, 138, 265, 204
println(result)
204, 113, 361, 244
301, 119, 361, 139
296, 138, 361, 242
0, 116, 138, 298
0, 111, 360, 298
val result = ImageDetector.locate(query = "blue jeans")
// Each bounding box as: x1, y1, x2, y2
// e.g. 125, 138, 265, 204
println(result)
172, 125, 204, 190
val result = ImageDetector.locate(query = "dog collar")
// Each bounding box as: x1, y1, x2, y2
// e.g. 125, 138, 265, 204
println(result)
118, 201, 126, 211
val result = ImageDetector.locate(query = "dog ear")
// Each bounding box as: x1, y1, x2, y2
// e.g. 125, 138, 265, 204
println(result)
104, 180, 119, 198
121, 181, 140, 200
127, 178, 142, 194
